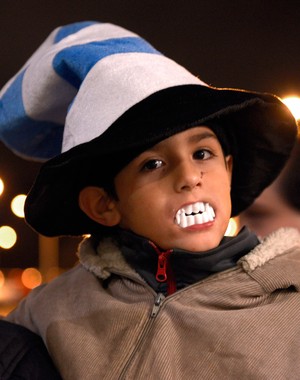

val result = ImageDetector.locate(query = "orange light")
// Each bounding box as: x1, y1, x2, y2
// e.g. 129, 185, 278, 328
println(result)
282, 96, 300, 121
21, 268, 42, 289
0, 271, 5, 288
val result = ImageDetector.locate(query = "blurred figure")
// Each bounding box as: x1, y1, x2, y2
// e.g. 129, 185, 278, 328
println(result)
239, 133, 300, 237
0, 320, 62, 379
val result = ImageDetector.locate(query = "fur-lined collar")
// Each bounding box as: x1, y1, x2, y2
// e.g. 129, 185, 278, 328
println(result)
78, 228, 300, 280
78, 237, 137, 280
238, 227, 300, 272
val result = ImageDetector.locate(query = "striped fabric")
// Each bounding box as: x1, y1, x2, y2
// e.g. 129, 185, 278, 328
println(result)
0, 21, 205, 161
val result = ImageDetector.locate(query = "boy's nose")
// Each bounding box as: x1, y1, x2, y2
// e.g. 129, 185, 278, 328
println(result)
174, 161, 202, 192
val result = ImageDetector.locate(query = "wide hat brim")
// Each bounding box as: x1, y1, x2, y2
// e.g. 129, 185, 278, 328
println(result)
25, 85, 297, 236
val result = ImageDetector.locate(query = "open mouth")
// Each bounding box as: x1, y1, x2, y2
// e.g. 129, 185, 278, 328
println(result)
175, 202, 215, 228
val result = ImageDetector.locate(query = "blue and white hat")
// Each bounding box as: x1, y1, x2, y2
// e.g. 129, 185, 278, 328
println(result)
0, 21, 297, 236
0, 21, 203, 161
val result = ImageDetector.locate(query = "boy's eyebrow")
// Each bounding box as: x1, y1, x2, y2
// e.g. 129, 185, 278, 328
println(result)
145, 129, 218, 155
187, 130, 218, 144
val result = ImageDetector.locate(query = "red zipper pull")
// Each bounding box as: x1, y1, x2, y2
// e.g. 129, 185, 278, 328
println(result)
155, 250, 173, 282
149, 241, 176, 295
156, 254, 168, 282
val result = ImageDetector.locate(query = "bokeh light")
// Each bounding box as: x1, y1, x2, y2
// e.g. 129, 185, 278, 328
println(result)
11, 194, 26, 218
225, 217, 239, 236
21, 268, 42, 289
282, 96, 300, 121
0, 178, 4, 196
0, 226, 17, 249
7, 268, 23, 286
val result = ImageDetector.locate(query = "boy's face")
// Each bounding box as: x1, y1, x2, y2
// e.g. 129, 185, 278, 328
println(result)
113, 126, 233, 252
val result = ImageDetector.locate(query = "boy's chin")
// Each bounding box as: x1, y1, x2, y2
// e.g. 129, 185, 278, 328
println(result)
182, 226, 231, 252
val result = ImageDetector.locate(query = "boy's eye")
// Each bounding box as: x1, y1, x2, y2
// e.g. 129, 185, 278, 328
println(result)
193, 149, 212, 160
142, 159, 164, 171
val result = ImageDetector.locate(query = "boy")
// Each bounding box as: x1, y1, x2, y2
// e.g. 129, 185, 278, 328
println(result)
1, 21, 299, 379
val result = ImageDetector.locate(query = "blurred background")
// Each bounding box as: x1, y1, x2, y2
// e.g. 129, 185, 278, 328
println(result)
1, 0, 300, 314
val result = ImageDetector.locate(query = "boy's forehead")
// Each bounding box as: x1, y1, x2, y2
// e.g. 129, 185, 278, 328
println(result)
147, 125, 219, 150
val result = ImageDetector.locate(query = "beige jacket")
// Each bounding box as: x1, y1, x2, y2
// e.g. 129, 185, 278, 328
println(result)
6, 228, 300, 379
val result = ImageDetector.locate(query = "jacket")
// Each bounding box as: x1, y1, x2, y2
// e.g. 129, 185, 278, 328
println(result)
5, 227, 300, 379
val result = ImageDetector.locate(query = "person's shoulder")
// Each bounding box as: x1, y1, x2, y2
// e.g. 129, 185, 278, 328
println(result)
0, 320, 62, 380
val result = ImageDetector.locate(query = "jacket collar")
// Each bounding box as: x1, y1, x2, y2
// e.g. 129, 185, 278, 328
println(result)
116, 227, 259, 294
78, 227, 300, 293
239, 227, 300, 272
238, 227, 300, 293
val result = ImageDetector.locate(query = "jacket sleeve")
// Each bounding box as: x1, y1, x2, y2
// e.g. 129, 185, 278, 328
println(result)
0, 320, 62, 380
4, 284, 47, 335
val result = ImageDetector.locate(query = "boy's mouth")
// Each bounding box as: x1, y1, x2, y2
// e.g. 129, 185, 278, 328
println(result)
175, 202, 215, 228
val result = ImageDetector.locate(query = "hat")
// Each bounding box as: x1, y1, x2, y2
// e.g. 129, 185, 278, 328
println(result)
0, 21, 297, 236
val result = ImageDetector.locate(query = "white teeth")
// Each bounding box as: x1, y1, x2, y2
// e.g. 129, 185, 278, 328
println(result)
208, 205, 215, 219
181, 214, 187, 228
209, 207, 216, 218
192, 203, 199, 214
175, 202, 215, 228
185, 204, 192, 215
186, 215, 194, 226
202, 212, 209, 223
195, 213, 203, 224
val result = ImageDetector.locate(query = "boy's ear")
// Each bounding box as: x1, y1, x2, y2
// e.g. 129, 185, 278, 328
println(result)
226, 155, 233, 175
225, 155, 233, 184
79, 187, 121, 227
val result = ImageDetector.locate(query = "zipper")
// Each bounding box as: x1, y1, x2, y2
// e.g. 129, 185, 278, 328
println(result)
149, 241, 177, 295
115, 266, 240, 379
118, 292, 165, 379
156, 253, 169, 281
151, 292, 165, 318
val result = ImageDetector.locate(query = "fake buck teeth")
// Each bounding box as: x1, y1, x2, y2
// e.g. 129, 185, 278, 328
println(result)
175, 202, 215, 228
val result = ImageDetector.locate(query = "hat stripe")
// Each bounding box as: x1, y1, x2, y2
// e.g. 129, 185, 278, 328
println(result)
53, 37, 161, 89
54, 21, 99, 43
0, 71, 63, 160
63, 53, 203, 152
